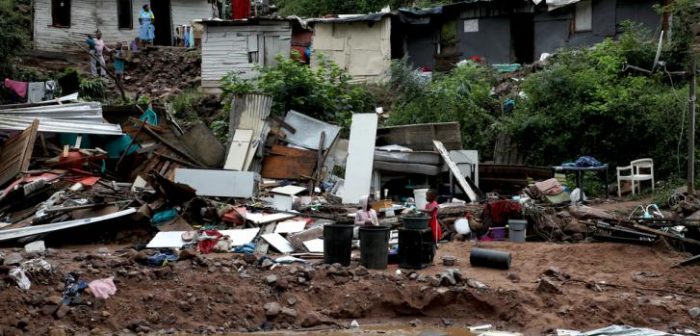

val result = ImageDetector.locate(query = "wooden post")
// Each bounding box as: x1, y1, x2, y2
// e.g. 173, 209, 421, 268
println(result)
689, 54, 697, 194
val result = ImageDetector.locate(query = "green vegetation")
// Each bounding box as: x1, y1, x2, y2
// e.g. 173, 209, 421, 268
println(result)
220, 54, 374, 127
0, 0, 30, 76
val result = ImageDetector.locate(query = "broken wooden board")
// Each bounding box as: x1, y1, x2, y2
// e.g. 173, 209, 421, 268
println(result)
224, 129, 253, 171
342, 113, 378, 203
0, 120, 39, 187
261, 145, 316, 180
261, 233, 295, 253
274, 220, 307, 234
433, 140, 478, 202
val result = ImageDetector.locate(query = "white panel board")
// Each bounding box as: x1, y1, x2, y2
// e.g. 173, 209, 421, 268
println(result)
282, 111, 341, 150
271, 185, 307, 196
274, 220, 307, 234
342, 113, 378, 203
303, 239, 324, 253
174, 169, 258, 198
245, 212, 296, 224
261, 233, 295, 253
224, 129, 254, 170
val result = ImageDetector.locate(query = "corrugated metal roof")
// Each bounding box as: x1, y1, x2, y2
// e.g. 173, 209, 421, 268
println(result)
0, 102, 123, 135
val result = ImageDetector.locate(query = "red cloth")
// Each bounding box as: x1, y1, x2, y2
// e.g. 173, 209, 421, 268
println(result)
197, 230, 223, 254
425, 201, 441, 243
232, 0, 250, 19
4, 78, 28, 98
483, 200, 522, 226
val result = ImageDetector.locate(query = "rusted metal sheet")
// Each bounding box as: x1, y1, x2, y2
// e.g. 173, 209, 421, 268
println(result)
261, 145, 316, 180
376, 122, 462, 151
0, 120, 39, 187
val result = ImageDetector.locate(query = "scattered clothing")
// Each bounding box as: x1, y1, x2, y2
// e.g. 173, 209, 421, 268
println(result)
62, 272, 88, 305
535, 178, 564, 196
88, 277, 117, 299
197, 230, 224, 254
146, 251, 178, 267
44, 80, 57, 100
482, 200, 522, 227
27, 82, 45, 103
4, 78, 28, 98
234, 243, 256, 254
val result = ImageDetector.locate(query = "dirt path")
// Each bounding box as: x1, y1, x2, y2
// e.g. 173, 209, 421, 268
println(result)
0, 241, 697, 335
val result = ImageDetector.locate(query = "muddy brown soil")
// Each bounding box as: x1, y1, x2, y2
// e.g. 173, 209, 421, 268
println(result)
0, 241, 697, 335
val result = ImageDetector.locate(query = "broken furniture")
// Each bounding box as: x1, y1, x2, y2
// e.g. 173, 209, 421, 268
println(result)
616, 158, 654, 197
551, 164, 610, 198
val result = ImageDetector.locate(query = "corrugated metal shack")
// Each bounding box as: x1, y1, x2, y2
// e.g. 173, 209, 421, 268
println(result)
200, 18, 310, 93
33, 0, 214, 53
308, 13, 395, 84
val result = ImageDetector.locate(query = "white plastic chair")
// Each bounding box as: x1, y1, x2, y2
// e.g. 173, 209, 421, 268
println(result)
617, 158, 654, 197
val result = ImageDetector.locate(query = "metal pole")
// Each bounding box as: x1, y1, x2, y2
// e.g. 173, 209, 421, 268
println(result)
689, 54, 697, 194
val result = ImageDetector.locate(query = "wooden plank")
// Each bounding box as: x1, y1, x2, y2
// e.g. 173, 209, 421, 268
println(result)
0, 120, 39, 187
268, 145, 316, 159
434, 140, 478, 202
225, 129, 254, 171
261, 155, 316, 179
342, 113, 378, 203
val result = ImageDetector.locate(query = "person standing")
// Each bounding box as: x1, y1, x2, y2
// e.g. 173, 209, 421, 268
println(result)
113, 42, 125, 81
423, 189, 442, 245
139, 4, 155, 46
92, 31, 110, 77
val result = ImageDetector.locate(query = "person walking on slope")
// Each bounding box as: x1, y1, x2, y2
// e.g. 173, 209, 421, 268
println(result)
89, 31, 110, 77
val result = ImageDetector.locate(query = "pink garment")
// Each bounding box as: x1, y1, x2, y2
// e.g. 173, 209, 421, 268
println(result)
4, 78, 28, 97
354, 195, 379, 226
94, 38, 109, 54
88, 277, 117, 299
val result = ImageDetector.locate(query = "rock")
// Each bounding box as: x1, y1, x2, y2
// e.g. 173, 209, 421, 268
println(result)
47, 327, 67, 336
265, 274, 278, 285
446, 268, 463, 283
280, 307, 297, 318
429, 275, 442, 287
441, 318, 453, 326
689, 307, 700, 319
264, 302, 281, 317
287, 297, 298, 306
3, 253, 23, 265
24, 241, 46, 254
506, 272, 520, 283
297, 277, 306, 284
543, 266, 561, 277
350, 320, 360, 329
467, 279, 488, 290
409, 272, 419, 281
45, 295, 63, 306
536, 278, 562, 294
300, 312, 324, 328
54, 304, 70, 319
354, 266, 369, 276
276, 278, 289, 290
410, 318, 422, 327
417, 274, 429, 282
439, 272, 456, 286
261, 259, 274, 269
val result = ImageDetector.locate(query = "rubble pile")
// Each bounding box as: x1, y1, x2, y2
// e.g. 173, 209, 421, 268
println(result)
122, 47, 201, 99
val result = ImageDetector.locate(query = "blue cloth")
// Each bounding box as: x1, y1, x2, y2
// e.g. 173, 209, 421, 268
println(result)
147, 251, 179, 267
114, 50, 125, 73
85, 37, 95, 50
562, 156, 603, 168
62, 273, 88, 305
139, 18, 155, 42
152, 209, 178, 226
233, 243, 256, 254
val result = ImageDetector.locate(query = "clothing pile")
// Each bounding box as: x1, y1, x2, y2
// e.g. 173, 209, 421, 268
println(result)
3, 78, 56, 103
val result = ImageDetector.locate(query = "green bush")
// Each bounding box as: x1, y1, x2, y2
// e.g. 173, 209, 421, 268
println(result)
170, 89, 205, 121
0, 0, 30, 76
388, 58, 500, 158
501, 24, 689, 177
79, 77, 107, 101
220, 54, 374, 127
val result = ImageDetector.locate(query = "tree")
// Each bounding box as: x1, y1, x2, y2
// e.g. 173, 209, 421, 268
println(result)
274, 0, 451, 17
0, 0, 30, 76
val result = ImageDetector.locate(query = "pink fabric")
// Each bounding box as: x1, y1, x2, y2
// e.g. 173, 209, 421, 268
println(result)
4, 79, 28, 97
354, 195, 379, 226
88, 277, 117, 299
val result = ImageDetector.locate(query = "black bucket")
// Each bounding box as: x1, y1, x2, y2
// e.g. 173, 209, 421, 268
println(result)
359, 226, 390, 270
470, 247, 512, 270
323, 224, 354, 266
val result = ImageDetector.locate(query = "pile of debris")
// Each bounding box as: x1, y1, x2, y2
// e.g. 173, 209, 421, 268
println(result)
122, 46, 201, 99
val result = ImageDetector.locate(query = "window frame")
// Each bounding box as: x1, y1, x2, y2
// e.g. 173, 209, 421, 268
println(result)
51, 0, 71, 28
117, 0, 134, 30
574, 0, 593, 33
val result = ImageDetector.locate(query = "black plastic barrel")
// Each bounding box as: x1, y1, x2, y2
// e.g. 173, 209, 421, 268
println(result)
359, 226, 390, 270
470, 247, 512, 270
323, 224, 354, 266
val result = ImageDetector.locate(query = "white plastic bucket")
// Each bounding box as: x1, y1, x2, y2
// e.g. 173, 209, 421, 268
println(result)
414, 188, 429, 210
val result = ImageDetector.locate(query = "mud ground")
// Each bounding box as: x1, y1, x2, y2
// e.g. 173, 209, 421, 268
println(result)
0, 240, 697, 336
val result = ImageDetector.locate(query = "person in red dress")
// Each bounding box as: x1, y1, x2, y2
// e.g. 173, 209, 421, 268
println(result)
422, 189, 442, 244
